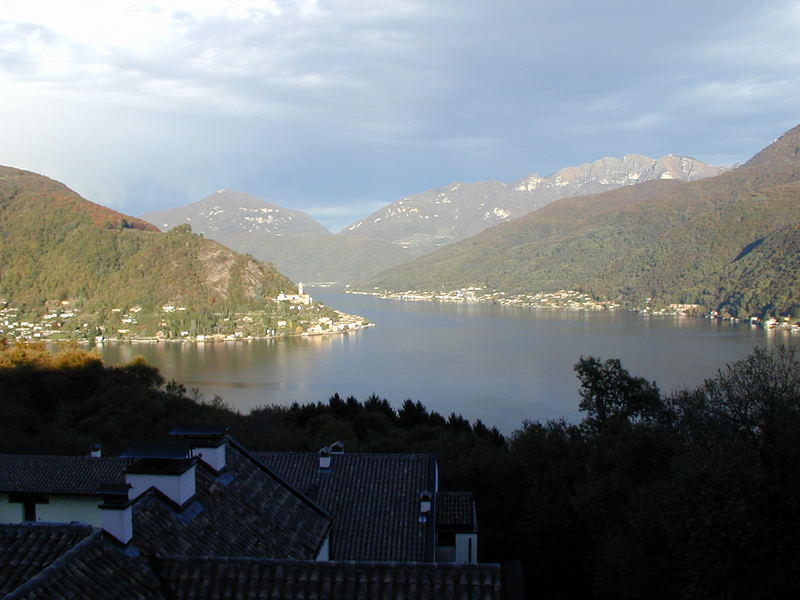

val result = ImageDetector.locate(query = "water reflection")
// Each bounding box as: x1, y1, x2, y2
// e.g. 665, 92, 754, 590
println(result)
93, 290, 798, 433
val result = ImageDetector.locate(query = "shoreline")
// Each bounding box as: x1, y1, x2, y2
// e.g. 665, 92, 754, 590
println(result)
346, 289, 800, 333
27, 321, 377, 346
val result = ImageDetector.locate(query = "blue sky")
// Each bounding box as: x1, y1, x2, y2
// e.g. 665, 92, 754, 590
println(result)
1, 1, 798, 231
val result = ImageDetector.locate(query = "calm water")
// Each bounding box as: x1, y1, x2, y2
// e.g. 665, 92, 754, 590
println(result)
95, 289, 798, 433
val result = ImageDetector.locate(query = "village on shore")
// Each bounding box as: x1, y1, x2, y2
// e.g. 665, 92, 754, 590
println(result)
347, 287, 800, 332
0, 283, 373, 344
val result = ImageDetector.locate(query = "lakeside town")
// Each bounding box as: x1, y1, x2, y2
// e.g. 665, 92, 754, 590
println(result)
347, 287, 800, 332
348, 287, 621, 310
0, 284, 372, 343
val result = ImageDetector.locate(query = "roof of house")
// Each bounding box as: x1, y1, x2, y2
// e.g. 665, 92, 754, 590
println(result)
158, 556, 504, 600
0, 455, 127, 496
130, 439, 332, 560
0, 440, 332, 562
0, 523, 164, 600
255, 451, 437, 562
437, 491, 478, 533
0, 441, 511, 599
0, 524, 505, 600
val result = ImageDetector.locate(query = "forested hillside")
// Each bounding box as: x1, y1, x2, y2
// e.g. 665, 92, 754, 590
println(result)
0, 166, 297, 331
358, 126, 800, 318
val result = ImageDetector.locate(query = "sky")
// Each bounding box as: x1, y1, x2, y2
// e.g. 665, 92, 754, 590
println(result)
1, 1, 798, 232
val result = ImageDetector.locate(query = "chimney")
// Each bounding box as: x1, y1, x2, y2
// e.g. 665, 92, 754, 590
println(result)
97, 483, 132, 544
121, 441, 196, 507
169, 425, 229, 473
319, 446, 331, 471
90, 443, 102, 458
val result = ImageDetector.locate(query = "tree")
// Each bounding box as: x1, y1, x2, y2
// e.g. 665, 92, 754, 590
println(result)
699, 346, 800, 439
667, 346, 800, 598
575, 356, 662, 431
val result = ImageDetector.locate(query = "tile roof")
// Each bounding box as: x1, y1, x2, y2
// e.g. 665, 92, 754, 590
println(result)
0, 523, 93, 596
130, 440, 332, 561
0, 455, 127, 496
0, 523, 164, 600
255, 452, 437, 562
158, 556, 504, 600
1, 525, 505, 600
437, 492, 477, 532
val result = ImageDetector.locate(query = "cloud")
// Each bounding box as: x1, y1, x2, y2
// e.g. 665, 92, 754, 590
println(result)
0, 0, 798, 227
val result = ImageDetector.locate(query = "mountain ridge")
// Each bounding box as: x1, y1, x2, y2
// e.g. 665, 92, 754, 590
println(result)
355, 126, 800, 319
141, 153, 725, 283
339, 154, 727, 256
142, 190, 329, 237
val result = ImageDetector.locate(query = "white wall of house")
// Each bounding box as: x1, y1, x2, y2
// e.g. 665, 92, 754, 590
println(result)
195, 445, 226, 472
37, 497, 102, 526
127, 466, 196, 506
455, 533, 478, 564
0, 494, 23, 522
101, 505, 133, 544
0, 494, 101, 525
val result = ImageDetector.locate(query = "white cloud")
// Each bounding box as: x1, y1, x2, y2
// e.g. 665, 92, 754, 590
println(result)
0, 1, 798, 221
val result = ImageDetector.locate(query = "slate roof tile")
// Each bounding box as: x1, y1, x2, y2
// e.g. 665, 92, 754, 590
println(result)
0, 455, 128, 496
0, 523, 94, 596
437, 492, 477, 532
255, 452, 437, 562
131, 441, 332, 560
0, 523, 165, 600
158, 556, 504, 600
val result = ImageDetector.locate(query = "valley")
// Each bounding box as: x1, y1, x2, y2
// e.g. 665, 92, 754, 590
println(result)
142, 154, 726, 284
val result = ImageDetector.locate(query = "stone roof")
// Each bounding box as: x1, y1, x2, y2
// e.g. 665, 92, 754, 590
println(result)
1, 524, 506, 600
0, 523, 164, 600
256, 451, 437, 562
0, 443, 511, 599
0, 455, 127, 496
437, 491, 477, 532
130, 440, 332, 560
158, 556, 504, 600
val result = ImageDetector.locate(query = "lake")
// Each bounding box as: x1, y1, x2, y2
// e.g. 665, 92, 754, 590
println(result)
95, 289, 798, 433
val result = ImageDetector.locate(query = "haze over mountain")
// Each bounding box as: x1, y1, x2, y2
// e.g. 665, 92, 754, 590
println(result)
142, 190, 412, 283
0, 167, 295, 321
340, 154, 727, 256
356, 126, 800, 319
217, 231, 413, 284
144, 154, 723, 283
142, 190, 329, 237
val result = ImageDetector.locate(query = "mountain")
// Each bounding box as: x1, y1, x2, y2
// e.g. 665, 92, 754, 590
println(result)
0, 166, 301, 335
141, 190, 329, 236
356, 126, 800, 319
142, 191, 412, 283
339, 155, 727, 256
143, 156, 724, 283
218, 231, 414, 284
